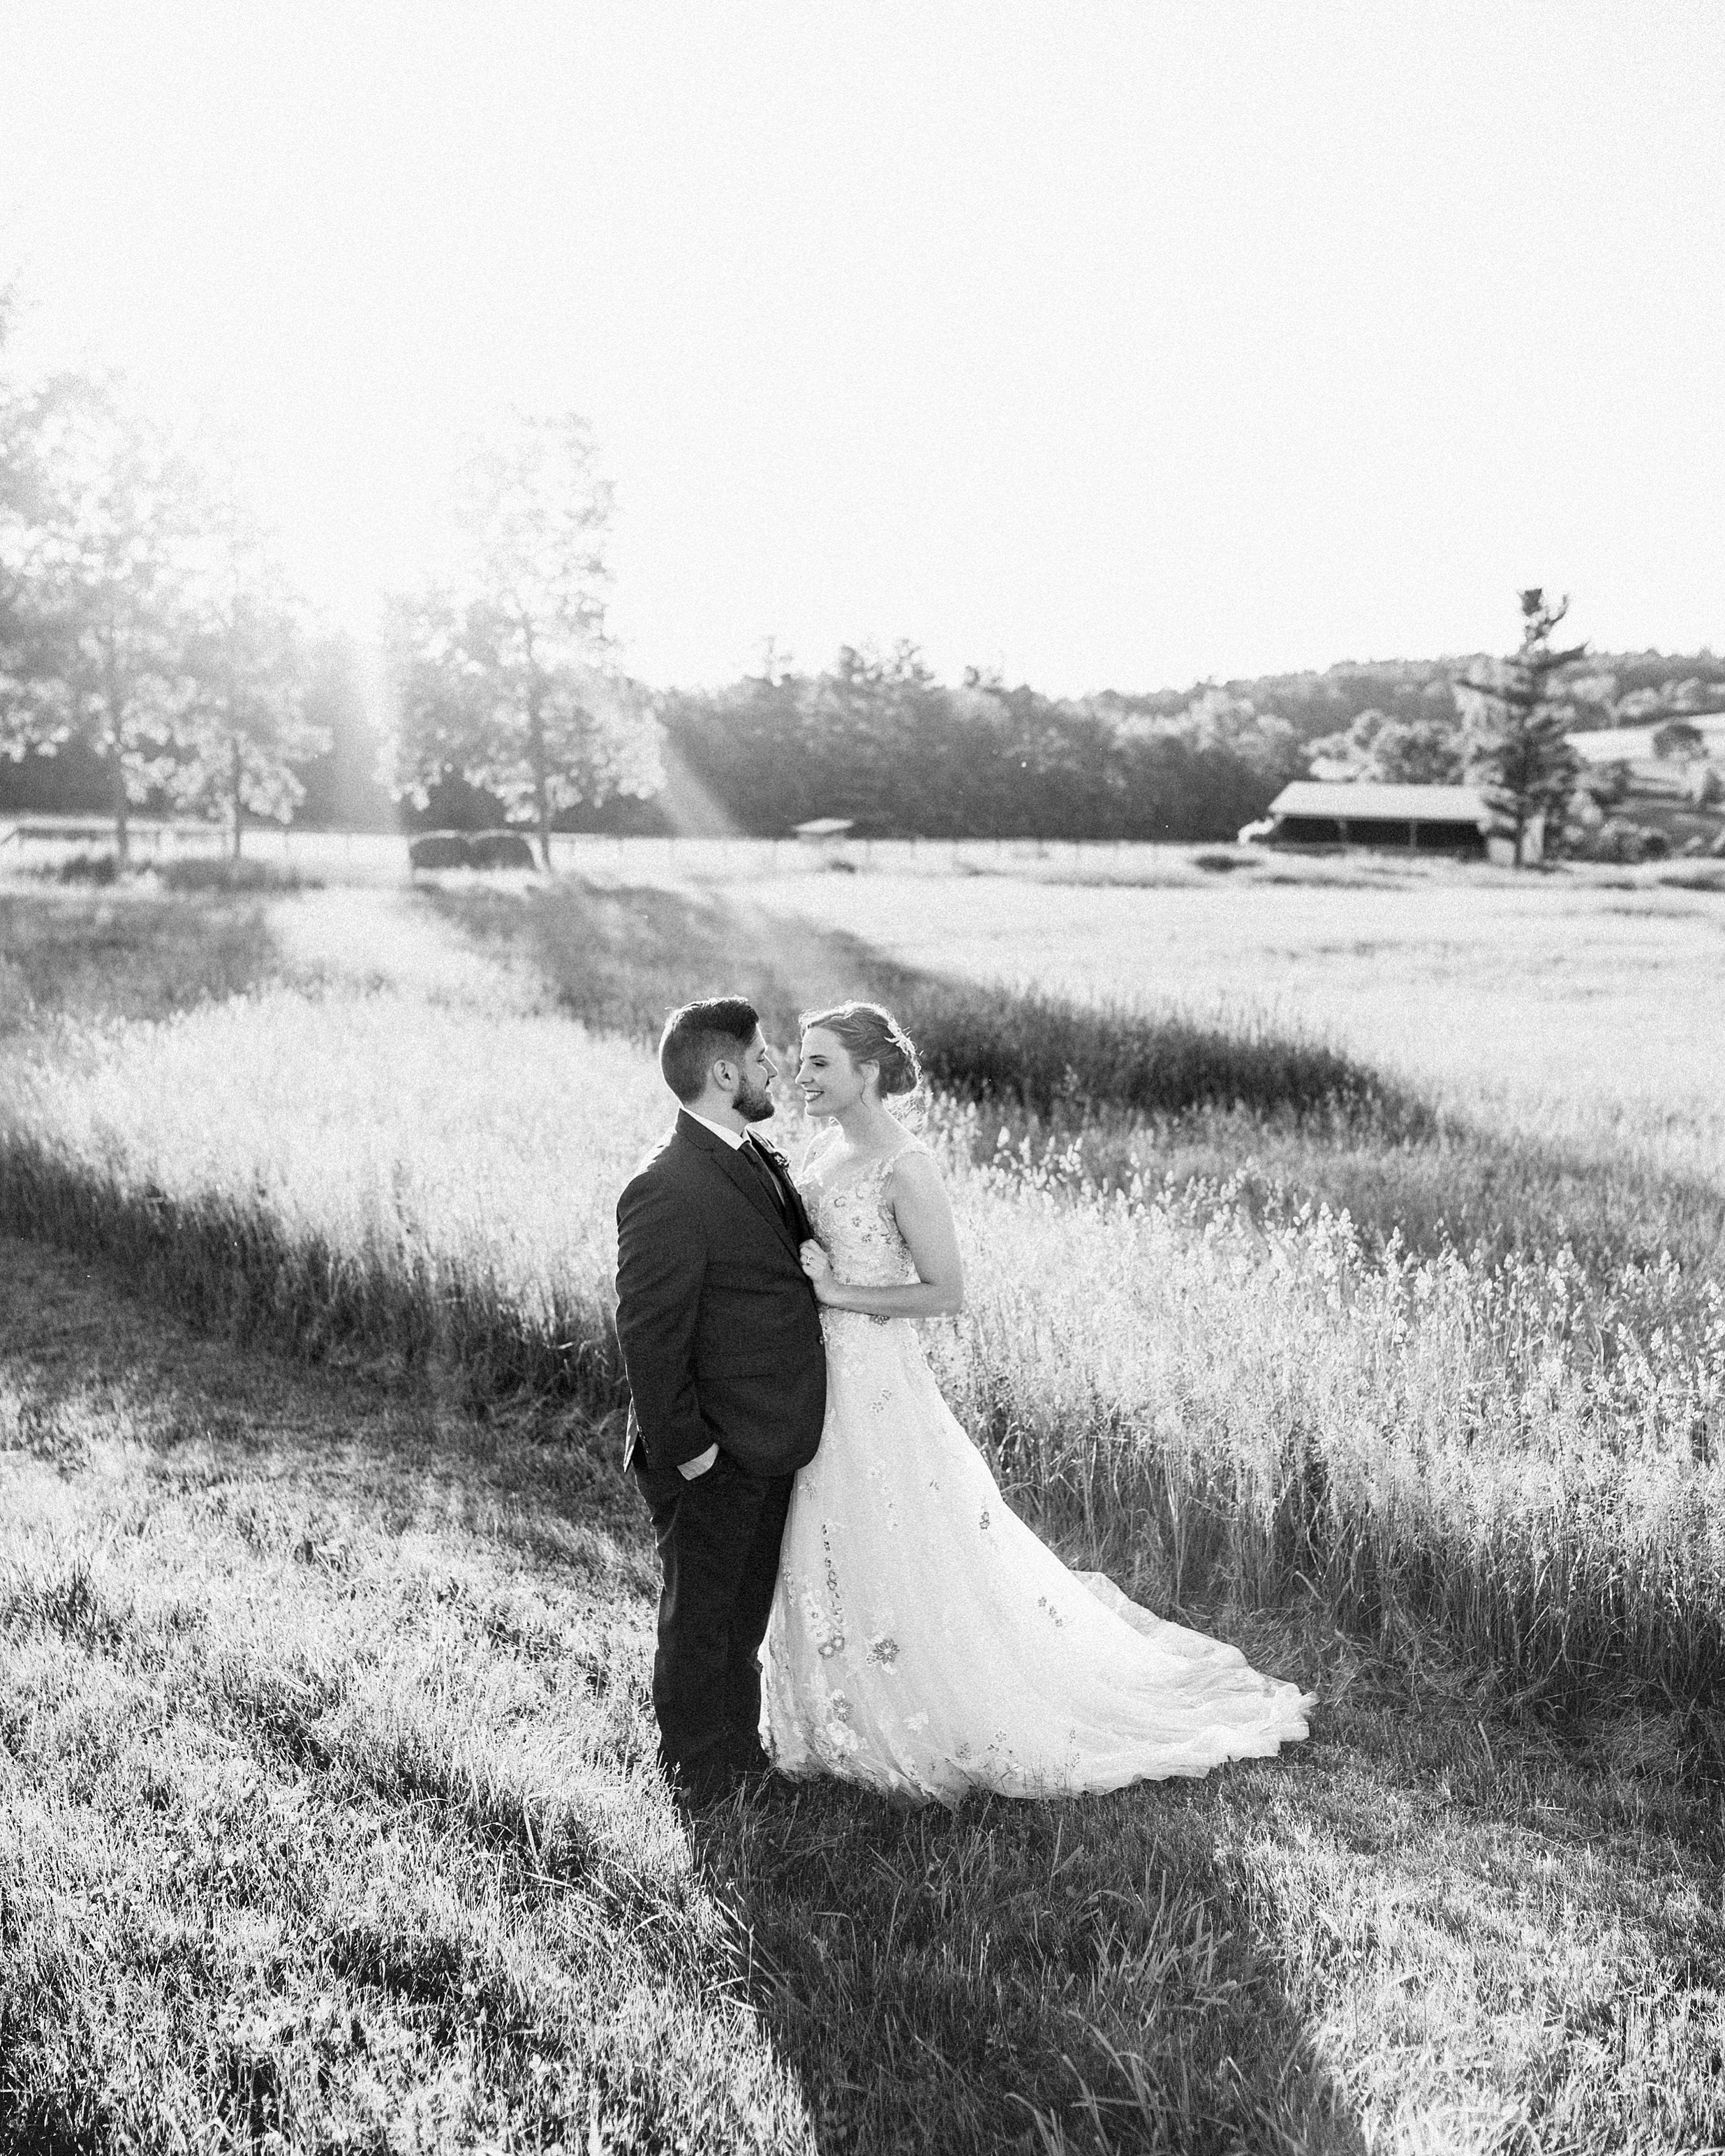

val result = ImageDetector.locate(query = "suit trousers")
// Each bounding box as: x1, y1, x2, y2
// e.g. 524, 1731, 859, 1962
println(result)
644, 1451, 794, 1779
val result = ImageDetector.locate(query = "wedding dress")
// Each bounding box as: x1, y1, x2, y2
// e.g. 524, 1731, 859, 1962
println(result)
761, 1131, 1312, 1802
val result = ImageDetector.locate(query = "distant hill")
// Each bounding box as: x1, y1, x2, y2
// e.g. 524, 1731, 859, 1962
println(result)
1089, 650, 1725, 747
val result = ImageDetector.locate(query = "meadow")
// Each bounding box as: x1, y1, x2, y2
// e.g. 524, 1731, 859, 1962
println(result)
1, 863, 1723, 2151
730, 855, 1725, 1184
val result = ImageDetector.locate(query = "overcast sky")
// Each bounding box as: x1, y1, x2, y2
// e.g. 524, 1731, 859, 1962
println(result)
2, 2, 1721, 694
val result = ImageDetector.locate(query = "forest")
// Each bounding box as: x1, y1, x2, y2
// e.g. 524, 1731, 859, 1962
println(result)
8, 629, 1725, 847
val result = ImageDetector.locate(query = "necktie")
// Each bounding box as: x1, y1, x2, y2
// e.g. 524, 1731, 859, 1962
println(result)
742, 1138, 793, 1228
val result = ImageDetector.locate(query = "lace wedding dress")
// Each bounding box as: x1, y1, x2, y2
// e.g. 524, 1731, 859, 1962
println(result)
761, 1131, 1312, 1803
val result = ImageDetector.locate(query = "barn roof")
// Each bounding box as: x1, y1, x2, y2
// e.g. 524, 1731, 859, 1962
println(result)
1268, 781, 1490, 822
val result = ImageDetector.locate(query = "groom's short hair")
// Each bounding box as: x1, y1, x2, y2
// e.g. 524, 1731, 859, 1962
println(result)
660, 997, 761, 1103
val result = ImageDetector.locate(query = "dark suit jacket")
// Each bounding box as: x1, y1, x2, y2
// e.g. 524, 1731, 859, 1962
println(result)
615, 1110, 827, 1500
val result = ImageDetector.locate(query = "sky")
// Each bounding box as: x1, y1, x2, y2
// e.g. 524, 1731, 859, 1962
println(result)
1, 1, 1721, 697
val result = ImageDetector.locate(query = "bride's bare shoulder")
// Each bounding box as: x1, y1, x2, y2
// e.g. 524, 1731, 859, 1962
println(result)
884, 1127, 940, 1184
797, 1124, 843, 1173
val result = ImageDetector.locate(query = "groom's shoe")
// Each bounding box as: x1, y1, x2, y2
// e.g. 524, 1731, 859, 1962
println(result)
728, 1735, 774, 1781
727, 1734, 794, 1800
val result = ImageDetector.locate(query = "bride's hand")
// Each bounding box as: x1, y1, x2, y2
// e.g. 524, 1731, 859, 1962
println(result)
799, 1239, 839, 1303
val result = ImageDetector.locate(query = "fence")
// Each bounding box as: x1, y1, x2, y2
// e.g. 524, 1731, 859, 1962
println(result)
0, 821, 1207, 888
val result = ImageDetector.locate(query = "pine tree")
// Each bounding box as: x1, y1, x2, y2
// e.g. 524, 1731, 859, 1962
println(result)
1458, 590, 1585, 865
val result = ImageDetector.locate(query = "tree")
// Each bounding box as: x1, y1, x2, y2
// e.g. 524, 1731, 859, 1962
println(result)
388, 413, 658, 867
0, 371, 204, 866
179, 495, 326, 858
1305, 705, 1464, 784
1457, 590, 1586, 865
1651, 718, 1706, 763
0, 281, 35, 715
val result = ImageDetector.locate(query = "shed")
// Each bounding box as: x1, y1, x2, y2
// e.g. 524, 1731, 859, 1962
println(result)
1243, 781, 1500, 857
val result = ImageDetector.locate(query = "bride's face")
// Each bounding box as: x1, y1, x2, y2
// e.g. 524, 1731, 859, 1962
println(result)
797, 1027, 872, 1117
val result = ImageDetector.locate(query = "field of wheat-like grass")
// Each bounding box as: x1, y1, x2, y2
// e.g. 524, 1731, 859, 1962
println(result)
4, 877, 1725, 2150
735, 865, 1725, 1166
3, 882, 1722, 1722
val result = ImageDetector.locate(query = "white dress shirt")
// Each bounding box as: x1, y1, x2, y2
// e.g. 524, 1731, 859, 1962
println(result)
685, 1108, 747, 1150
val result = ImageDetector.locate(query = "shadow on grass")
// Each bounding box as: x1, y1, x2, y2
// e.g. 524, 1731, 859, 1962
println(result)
8, 1232, 1722, 2152
690, 1593, 1725, 2155
424, 877, 1430, 1133
2, 1220, 1360, 2151
0, 1221, 642, 1554
0, 1131, 627, 1409
0, 883, 285, 1028
693, 1769, 1365, 2156
0, 1229, 1358, 2153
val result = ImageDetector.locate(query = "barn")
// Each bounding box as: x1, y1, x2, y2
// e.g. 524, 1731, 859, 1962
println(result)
1241, 780, 1506, 858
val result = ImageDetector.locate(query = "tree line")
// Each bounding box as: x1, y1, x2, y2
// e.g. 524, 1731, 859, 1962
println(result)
637, 618, 1724, 859
6, 308, 1722, 861
0, 304, 652, 868
653, 649, 1305, 842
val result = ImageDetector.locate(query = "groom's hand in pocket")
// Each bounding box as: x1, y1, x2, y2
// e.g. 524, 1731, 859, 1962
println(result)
678, 1443, 720, 1481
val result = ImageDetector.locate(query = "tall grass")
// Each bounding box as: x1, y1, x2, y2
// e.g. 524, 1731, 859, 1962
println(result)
431, 878, 1423, 1127
899, 979, 1431, 1128
4, 964, 1723, 1721
8, 882, 1725, 2147
942, 1126, 1725, 1713
0, 990, 651, 1404
735, 861, 1725, 1182
0, 885, 278, 1029
437, 875, 1725, 1290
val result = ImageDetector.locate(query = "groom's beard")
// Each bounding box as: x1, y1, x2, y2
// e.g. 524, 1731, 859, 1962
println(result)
732, 1075, 776, 1124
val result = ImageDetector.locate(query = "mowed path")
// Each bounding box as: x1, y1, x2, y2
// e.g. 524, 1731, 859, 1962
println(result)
1, 1235, 1722, 2153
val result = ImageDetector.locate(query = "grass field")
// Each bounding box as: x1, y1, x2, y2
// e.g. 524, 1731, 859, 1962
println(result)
658, 856, 1725, 1285
9, 1231, 1721, 2152
2, 865, 1724, 2151
726, 861, 1725, 1159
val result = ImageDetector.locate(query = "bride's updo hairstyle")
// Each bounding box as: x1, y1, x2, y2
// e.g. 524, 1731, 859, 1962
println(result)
799, 1000, 921, 1097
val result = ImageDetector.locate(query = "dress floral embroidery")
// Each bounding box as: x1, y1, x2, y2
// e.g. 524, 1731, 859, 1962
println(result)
760, 1127, 1313, 1803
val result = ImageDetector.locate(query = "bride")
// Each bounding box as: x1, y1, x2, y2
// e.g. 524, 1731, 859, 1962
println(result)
761, 1000, 1311, 1803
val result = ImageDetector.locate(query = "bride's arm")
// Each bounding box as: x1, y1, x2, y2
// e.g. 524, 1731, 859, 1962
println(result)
799, 1153, 965, 1317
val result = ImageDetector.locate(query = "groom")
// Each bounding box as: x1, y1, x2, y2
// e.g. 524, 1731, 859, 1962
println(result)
614, 997, 826, 1805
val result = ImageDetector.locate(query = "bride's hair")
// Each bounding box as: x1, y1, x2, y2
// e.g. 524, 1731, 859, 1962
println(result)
799, 1000, 921, 1097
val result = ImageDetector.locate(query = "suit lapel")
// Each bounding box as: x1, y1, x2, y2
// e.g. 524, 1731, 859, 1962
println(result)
675, 1111, 802, 1252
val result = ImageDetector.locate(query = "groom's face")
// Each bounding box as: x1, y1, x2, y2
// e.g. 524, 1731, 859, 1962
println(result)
727, 1029, 778, 1124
